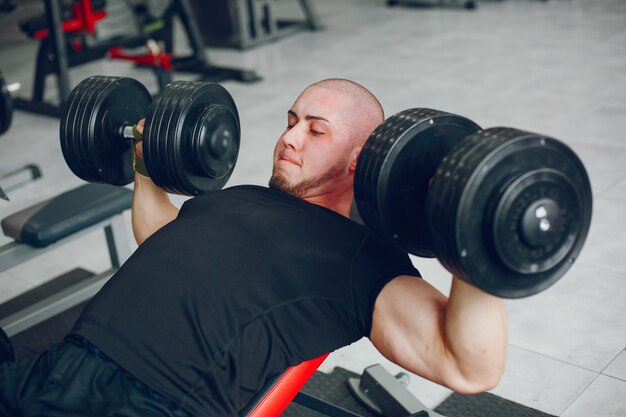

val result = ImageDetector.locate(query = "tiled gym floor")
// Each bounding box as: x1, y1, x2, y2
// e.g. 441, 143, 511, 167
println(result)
0, 0, 625, 415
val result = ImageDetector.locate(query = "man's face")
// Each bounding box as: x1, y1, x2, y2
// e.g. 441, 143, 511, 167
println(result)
269, 86, 357, 198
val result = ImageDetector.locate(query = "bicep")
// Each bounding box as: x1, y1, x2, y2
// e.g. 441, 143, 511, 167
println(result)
370, 275, 457, 387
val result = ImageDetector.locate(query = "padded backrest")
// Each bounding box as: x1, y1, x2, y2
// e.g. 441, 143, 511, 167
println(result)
241, 353, 329, 417
1, 183, 132, 247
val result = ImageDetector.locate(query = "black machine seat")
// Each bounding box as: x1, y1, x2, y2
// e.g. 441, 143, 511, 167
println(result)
19, 0, 107, 38
1, 183, 131, 248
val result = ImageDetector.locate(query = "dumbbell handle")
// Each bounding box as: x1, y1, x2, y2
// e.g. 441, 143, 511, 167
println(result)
122, 125, 137, 141
6, 82, 20, 95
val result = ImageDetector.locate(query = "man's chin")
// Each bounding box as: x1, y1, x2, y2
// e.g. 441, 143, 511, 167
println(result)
269, 174, 291, 193
269, 174, 304, 198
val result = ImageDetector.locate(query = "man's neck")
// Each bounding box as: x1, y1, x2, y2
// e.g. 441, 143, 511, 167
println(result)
303, 191, 354, 218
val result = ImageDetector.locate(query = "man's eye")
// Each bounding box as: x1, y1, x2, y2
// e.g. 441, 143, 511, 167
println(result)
311, 130, 324, 136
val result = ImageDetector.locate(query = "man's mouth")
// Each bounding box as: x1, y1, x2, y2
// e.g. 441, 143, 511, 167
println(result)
279, 155, 300, 166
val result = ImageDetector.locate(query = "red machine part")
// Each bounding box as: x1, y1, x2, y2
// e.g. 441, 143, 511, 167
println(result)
34, 0, 106, 39
247, 353, 330, 417
108, 45, 174, 71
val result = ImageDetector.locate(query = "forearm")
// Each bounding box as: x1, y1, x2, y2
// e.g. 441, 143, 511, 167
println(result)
132, 173, 179, 245
444, 277, 508, 391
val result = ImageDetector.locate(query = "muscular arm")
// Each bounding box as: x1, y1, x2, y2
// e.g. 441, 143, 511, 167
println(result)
370, 275, 508, 394
131, 174, 179, 245
131, 120, 179, 245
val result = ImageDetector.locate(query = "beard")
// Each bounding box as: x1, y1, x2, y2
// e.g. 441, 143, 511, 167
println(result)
269, 154, 350, 198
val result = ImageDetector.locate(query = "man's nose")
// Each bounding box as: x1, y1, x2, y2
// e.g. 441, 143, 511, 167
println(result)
281, 123, 305, 150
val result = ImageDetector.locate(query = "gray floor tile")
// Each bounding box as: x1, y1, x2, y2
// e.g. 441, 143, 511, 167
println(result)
506, 262, 626, 373
0, 269, 41, 305
561, 375, 626, 417
576, 197, 626, 275
602, 176, 626, 203
572, 143, 626, 197
604, 350, 626, 382
490, 346, 597, 416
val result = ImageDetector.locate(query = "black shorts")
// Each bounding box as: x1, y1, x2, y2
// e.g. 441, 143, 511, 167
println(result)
0, 336, 192, 417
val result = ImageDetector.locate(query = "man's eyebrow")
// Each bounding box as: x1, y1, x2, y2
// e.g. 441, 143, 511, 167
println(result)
288, 110, 330, 123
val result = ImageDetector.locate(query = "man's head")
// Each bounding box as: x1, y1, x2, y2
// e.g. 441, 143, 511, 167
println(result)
269, 78, 383, 208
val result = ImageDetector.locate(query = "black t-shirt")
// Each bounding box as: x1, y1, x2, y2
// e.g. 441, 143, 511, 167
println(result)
70, 185, 419, 416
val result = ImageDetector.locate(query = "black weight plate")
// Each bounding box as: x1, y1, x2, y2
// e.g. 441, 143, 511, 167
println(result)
138, 78, 171, 180
79, 77, 111, 183
0, 76, 13, 135
142, 81, 173, 181
144, 81, 185, 191
62, 76, 131, 184
430, 128, 539, 291
431, 127, 592, 298
354, 108, 481, 257
188, 103, 240, 180
179, 82, 239, 194
492, 169, 579, 274
61, 76, 104, 183
427, 131, 488, 274
93, 78, 152, 184
161, 82, 195, 194
144, 81, 240, 195
60, 76, 152, 185
439, 131, 501, 276
144, 81, 192, 193
355, 109, 475, 256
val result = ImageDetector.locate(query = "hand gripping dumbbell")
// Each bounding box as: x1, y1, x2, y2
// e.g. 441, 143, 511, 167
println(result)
59, 76, 240, 195
355, 108, 592, 298
0, 72, 21, 135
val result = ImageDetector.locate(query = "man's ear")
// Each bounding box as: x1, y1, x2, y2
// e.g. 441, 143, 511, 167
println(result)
349, 146, 363, 174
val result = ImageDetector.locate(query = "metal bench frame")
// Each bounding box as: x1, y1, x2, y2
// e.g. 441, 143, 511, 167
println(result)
0, 212, 130, 337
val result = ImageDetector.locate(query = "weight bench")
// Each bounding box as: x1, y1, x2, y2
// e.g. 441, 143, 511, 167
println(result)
0, 183, 132, 337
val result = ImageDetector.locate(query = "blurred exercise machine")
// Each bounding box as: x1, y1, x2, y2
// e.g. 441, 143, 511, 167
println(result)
13, 0, 261, 118
190, 0, 322, 50
0, 72, 42, 198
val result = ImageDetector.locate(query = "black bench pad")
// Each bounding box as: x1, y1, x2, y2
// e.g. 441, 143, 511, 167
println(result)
1, 183, 132, 248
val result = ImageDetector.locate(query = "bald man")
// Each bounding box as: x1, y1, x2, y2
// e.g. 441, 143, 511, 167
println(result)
0, 79, 508, 417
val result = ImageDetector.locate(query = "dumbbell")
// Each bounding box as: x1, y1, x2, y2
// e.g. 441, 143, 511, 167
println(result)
355, 108, 592, 298
59, 76, 240, 195
0, 72, 21, 135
